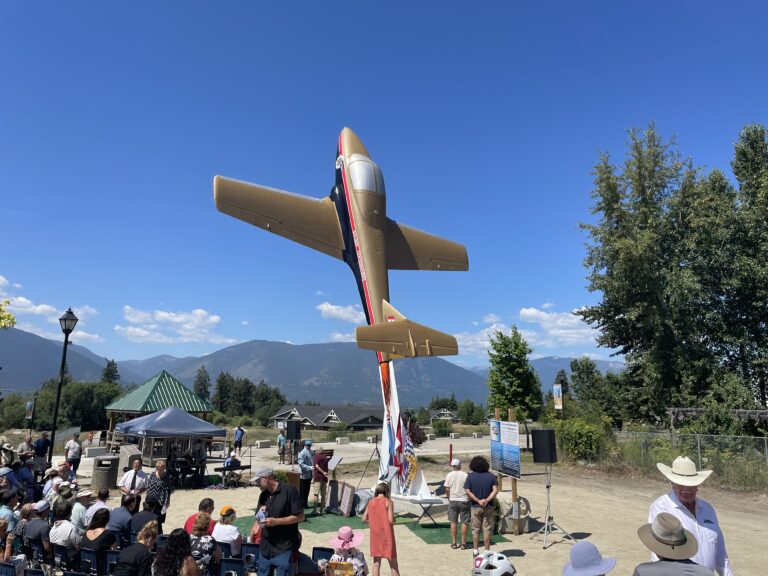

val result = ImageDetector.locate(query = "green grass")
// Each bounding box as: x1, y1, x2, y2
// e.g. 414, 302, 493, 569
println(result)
403, 521, 511, 546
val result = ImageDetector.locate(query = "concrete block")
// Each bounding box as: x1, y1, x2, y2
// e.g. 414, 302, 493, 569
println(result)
449, 433, 461, 439
255, 440, 272, 449
425, 434, 436, 441
472, 432, 483, 439
335, 437, 350, 445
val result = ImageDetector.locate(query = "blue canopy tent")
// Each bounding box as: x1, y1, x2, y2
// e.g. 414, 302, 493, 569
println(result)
115, 406, 225, 437
114, 406, 225, 471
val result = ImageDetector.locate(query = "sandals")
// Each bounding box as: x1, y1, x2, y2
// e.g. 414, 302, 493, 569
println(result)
450, 543, 461, 549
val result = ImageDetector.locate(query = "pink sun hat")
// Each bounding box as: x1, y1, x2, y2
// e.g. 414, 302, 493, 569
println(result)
329, 526, 365, 550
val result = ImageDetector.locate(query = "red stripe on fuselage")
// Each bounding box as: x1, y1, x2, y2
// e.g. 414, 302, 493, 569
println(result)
339, 133, 382, 363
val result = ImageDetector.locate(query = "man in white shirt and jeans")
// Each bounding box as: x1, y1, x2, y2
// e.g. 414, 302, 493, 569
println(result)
444, 458, 470, 550
649, 456, 733, 576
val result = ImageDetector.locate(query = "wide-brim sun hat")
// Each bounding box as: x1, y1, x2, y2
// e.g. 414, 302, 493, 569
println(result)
329, 526, 364, 550
656, 456, 712, 487
638, 512, 698, 560
562, 541, 616, 576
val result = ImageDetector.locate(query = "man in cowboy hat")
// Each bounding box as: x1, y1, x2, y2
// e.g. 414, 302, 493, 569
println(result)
634, 512, 714, 575
1, 443, 16, 466
650, 456, 732, 576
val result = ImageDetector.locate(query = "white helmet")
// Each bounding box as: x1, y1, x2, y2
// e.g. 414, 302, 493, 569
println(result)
472, 551, 516, 576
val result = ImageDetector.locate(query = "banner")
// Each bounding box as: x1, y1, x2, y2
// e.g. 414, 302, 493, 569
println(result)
489, 419, 520, 479
25, 400, 34, 420
553, 383, 563, 410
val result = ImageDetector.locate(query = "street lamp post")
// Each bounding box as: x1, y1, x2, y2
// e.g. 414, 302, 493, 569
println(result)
49, 308, 78, 464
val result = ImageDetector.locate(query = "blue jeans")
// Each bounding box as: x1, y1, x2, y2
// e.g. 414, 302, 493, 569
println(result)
258, 549, 292, 576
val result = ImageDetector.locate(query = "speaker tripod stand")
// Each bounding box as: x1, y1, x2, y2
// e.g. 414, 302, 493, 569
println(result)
532, 464, 575, 549
357, 436, 381, 489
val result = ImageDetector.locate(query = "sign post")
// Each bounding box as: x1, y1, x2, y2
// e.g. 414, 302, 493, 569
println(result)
490, 408, 522, 535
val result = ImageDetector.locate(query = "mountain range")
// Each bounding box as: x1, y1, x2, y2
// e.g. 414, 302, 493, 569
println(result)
0, 327, 624, 407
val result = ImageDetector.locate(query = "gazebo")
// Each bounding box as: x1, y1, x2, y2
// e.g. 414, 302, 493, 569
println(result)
106, 369, 213, 430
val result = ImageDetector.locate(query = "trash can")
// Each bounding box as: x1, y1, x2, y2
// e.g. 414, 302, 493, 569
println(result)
91, 455, 120, 492
119, 444, 142, 474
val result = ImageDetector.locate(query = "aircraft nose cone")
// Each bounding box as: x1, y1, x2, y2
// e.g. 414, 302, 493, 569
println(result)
341, 127, 371, 158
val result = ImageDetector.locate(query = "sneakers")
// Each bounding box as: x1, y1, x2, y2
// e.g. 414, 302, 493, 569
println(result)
472, 549, 480, 556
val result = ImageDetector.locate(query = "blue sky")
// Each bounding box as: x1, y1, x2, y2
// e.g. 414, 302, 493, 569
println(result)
2, 2, 766, 368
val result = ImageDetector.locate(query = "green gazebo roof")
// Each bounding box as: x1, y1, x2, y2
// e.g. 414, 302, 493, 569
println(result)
106, 370, 212, 413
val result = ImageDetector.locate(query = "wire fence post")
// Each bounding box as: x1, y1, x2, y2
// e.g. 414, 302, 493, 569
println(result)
764, 437, 768, 467
696, 435, 702, 469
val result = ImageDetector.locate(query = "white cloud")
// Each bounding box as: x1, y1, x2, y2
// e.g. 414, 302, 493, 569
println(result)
115, 305, 238, 345
541, 302, 555, 310
8, 296, 58, 317
0, 275, 8, 292
454, 322, 512, 357
518, 307, 598, 347
481, 313, 501, 324
241, 320, 250, 326
16, 321, 103, 343
316, 301, 366, 324
329, 331, 355, 343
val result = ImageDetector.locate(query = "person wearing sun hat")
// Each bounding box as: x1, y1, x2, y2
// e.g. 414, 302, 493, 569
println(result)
562, 541, 616, 576
649, 456, 732, 576
633, 512, 714, 576
328, 526, 368, 576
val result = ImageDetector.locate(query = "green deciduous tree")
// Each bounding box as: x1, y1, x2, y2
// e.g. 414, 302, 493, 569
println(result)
486, 328, 542, 420
193, 365, 211, 402
429, 394, 458, 411
456, 399, 485, 425
0, 299, 15, 329
579, 124, 768, 421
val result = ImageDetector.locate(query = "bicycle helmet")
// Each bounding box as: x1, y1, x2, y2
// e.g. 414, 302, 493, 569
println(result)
472, 551, 516, 576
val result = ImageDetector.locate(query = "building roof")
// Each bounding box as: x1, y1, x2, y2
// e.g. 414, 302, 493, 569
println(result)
271, 404, 384, 426
106, 370, 213, 413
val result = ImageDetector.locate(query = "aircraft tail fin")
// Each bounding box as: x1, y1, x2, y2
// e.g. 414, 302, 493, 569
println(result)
355, 301, 458, 357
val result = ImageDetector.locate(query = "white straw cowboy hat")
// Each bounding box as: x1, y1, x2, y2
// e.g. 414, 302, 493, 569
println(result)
656, 456, 712, 487
638, 512, 698, 560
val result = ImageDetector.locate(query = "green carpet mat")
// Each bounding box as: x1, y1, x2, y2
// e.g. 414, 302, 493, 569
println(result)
233, 506, 416, 535
403, 521, 511, 546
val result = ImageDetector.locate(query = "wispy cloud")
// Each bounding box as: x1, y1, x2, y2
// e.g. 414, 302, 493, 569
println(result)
481, 313, 501, 324
329, 331, 355, 343
316, 301, 366, 324
115, 305, 238, 345
518, 307, 598, 347
541, 302, 555, 310
16, 321, 104, 343
241, 320, 250, 326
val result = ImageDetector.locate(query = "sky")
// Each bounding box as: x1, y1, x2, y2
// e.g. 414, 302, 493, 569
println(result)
1, 2, 766, 368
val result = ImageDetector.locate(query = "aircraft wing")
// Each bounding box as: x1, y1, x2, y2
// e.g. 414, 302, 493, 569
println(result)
356, 319, 459, 357
214, 175, 345, 260
385, 218, 468, 271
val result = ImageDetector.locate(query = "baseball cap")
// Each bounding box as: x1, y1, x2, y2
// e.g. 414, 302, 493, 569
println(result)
0, 467, 11, 476
76, 489, 93, 498
451, 458, 461, 467
52, 477, 64, 487
34, 500, 50, 512
220, 505, 236, 516
252, 466, 274, 481
304, 439, 313, 446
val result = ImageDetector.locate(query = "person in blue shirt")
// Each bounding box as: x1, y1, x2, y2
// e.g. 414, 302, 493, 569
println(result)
0, 490, 19, 531
233, 426, 246, 457
17, 461, 36, 502
297, 440, 314, 510
33, 433, 51, 476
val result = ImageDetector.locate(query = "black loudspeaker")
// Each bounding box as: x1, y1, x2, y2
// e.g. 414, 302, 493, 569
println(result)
286, 421, 301, 441
532, 429, 557, 464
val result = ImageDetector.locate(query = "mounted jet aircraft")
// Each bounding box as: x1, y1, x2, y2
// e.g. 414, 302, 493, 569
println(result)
213, 127, 469, 360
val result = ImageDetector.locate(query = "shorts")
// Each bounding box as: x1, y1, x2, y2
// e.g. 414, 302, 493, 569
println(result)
234, 440, 243, 449
448, 500, 471, 523
313, 480, 327, 500
471, 506, 494, 536
278, 445, 286, 455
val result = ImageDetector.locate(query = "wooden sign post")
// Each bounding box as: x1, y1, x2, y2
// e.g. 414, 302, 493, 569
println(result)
508, 407, 520, 535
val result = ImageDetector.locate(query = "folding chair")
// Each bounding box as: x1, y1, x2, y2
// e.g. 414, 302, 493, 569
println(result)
0, 562, 16, 576
63, 572, 90, 576
79, 548, 99, 576
311, 547, 334, 564
240, 543, 259, 571
157, 534, 169, 549
24, 570, 45, 576
129, 532, 138, 545
217, 541, 233, 558
218, 557, 245, 576
54, 544, 79, 571
29, 541, 47, 567
106, 550, 120, 575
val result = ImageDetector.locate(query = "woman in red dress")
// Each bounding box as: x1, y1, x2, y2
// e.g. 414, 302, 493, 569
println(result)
362, 483, 400, 576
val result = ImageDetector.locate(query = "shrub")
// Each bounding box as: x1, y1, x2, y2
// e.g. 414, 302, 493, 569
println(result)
554, 418, 608, 461
327, 422, 351, 441
432, 419, 453, 437
240, 416, 254, 427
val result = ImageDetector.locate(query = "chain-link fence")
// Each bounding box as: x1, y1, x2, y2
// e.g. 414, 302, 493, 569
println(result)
613, 431, 768, 490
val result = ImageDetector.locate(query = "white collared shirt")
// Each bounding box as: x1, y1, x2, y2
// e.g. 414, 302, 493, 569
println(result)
117, 469, 148, 493
649, 490, 732, 576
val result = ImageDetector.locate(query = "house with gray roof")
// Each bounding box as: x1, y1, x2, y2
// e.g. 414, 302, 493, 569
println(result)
271, 405, 384, 431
